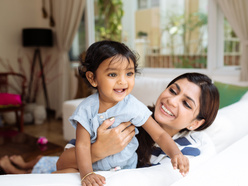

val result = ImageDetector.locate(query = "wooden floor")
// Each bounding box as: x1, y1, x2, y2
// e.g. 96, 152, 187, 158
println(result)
1, 118, 69, 158
24, 118, 68, 148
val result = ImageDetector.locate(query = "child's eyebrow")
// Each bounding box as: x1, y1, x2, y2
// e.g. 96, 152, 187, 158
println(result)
105, 67, 135, 71
105, 67, 117, 71
126, 67, 135, 70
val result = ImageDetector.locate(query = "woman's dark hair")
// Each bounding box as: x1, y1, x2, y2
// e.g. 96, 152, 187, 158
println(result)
78, 40, 139, 88
136, 72, 220, 167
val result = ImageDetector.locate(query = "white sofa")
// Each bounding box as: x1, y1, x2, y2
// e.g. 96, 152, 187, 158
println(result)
1, 76, 248, 186
62, 76, 172, 141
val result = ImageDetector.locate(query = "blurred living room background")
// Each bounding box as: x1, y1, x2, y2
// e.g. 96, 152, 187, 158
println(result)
0, 0, 247, 145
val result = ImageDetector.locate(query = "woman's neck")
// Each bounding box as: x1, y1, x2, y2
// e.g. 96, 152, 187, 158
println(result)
160, 124, 179, 137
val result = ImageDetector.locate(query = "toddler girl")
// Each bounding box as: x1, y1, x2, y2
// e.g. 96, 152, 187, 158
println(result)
69, 40, 189, 185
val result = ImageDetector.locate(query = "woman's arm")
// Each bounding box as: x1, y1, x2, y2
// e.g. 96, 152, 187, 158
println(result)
56, 119, 135, 171
142, 116, 189, 176
92, 118, 135, 162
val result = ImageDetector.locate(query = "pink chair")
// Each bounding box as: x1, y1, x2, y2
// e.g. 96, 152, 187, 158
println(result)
0, 72, 26, 132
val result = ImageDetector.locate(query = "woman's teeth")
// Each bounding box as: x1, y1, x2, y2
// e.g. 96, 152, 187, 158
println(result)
162, 105, 174, 116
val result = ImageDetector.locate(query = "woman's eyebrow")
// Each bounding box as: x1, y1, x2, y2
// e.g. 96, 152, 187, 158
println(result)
175, 83, 196, 106
186, 95, 196, 106
175, 83, 180, 91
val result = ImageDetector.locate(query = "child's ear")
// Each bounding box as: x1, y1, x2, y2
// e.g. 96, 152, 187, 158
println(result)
86, 71, 97, 87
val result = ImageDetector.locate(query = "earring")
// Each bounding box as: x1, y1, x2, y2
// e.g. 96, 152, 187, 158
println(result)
189, 126, 193, 130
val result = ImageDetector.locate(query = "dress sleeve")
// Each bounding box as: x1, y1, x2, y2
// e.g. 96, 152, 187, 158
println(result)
68, 96, 96, 137
128, 95, 152, 127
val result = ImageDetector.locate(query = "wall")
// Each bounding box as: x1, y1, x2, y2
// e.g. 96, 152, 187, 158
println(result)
0, 0, 64, 111
0, 0, 50, 68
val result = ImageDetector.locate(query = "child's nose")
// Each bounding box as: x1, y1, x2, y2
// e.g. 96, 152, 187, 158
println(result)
117, 76, 127, 85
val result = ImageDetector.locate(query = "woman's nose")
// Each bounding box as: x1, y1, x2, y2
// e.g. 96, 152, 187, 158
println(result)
168, 96, 179, 107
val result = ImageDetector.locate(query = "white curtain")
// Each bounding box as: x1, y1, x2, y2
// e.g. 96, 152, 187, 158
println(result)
215, 0, 248, 81
52, 0, 86, 117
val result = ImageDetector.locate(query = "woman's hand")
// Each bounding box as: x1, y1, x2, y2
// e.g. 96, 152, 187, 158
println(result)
56, 119, 135, 171
91, 118, 135, 162
171, 153, 189, 176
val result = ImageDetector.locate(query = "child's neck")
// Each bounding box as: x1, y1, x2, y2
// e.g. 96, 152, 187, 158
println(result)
98, 100, 119, 113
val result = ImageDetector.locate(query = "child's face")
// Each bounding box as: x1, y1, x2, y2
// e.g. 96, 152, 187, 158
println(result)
91, 56, 135, 106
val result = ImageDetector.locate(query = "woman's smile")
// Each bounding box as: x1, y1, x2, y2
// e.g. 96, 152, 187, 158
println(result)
161, 104, 175, 117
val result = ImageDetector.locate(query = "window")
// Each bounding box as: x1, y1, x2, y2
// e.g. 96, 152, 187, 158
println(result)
223, 18, 240, 67
138, 0, 159, 9
127, 0, 209, 69
69, 11, 86, 61
138, 0, 148, 9
70, 0, 240, 77
208, 0, 240, 74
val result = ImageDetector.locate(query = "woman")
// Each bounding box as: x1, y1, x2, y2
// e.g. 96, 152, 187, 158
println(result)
56, 72, 219, 177
0, 155, 58, 174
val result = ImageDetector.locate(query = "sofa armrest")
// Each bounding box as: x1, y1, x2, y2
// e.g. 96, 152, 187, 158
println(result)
63, 98, 84, 141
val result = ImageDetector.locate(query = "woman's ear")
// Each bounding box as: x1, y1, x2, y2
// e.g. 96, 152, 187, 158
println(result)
86, 71, 97, 87
187, 119, 205, 131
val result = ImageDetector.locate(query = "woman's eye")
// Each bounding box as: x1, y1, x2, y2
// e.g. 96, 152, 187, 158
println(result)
183, 101, 192, 109
108, 73, 117, 77
169, 88, 177, 95
127, 72, 134, 76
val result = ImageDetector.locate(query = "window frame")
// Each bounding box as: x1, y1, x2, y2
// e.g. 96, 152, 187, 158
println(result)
83, 0, 240, 78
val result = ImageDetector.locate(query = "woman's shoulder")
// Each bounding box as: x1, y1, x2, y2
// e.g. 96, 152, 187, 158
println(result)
178, 131, 216, 159
185, 131, 217, 170
173, 131, 215, 149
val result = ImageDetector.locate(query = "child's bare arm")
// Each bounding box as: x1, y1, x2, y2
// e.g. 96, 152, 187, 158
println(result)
142, 117, 189, 176
76, 123, 106, 185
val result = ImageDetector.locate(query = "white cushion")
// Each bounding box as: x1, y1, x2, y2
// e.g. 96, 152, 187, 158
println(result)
205, 98, 248, 153
63, 98, 84, 141
131, 76, 171, 106
171, 134, 248, 186
241, 91, 248, 101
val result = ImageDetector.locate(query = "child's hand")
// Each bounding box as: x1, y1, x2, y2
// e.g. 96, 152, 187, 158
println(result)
81, 172, 106, 186
171, 153, 189, 176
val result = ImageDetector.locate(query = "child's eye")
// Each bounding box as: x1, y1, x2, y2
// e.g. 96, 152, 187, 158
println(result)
108, 73, 117, 77
169, 88, 177, 95
183, 101, 192, 109
127, 72, 134, 76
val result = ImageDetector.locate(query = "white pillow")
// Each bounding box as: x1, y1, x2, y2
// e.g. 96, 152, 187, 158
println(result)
0, 166, 182, 186
205, 99, 248, 153
241, 91, 248, 101
131, 76, 171, 106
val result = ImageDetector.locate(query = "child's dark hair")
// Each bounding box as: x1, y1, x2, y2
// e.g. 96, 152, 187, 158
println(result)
78, 40, 139, 88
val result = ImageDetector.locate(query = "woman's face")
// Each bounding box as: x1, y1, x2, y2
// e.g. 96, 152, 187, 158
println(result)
154, 78, 202, 136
